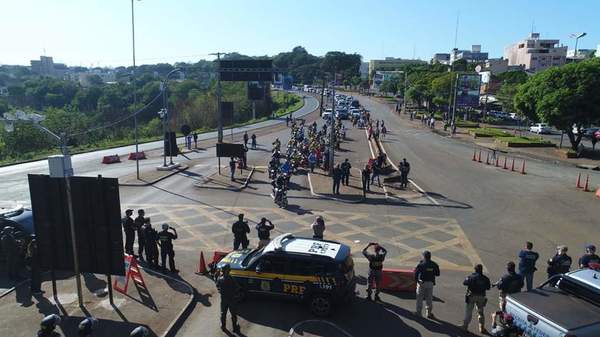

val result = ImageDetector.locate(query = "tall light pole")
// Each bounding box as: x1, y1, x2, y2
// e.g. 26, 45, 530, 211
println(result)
131, 0, 141, 179
159, 68, 183, 167
570, 32, 587, 58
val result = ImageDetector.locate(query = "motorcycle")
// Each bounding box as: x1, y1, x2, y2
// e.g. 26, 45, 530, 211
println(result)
272, 186, 288, 208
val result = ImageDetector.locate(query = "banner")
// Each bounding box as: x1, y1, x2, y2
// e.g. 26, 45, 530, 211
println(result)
456, 74, 481, 107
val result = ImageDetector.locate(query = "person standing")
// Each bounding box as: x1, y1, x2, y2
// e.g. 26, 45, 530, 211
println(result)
229, 157, 236, 181
547, 245, 572, 279
362, 165, 371, 193
251, 134, 257, 150
232, 214, 250, 250
122, 209, 135, 256
143, 218, 159, 269
494, 261, 524, 311
579, 244, 600, 268
256, 218, 275, 249
399, 158, 410, 189
158, 224, 178, 273
134, 209, 146, 260
311, 216, 325, 240
193, 132, 198, 148
243, 132, 249, 148
518, 241, 539, 291
332, 164, 342, 195
216, 264, 241, 333
286, 115, 290, 127
414, 250, 440, 318
341, 159, 352, 186
363, 243, 387, 301
370, 164, 381, 187
308, 151, 317, 173
27, 234, 43, 295
461, 264, 491, 334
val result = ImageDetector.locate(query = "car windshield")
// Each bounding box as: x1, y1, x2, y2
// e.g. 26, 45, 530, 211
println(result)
242, 247, 264, 266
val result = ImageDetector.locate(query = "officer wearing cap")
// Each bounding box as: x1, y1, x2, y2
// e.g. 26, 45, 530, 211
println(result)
414, 250, 440, 318
232, 214, 250, 250
26, 234, 43, 295
547, 245, 572, 279
158, 223, 178, 273
38, 314, 61, 337
216, 264, 241, 333
1, 226, 19, 280
579, 244, 600, 268
78, 317, 98, 337
461, 264, 491, 334
129, 326, 149, 337
517, 241, 539, 291
494, 261, 524, 311
122, 209, 135, 255
134, 209, 146, 259
362, 242, 387, 301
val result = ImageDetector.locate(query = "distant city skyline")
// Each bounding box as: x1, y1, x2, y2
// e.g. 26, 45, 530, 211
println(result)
2, 0, 598, 67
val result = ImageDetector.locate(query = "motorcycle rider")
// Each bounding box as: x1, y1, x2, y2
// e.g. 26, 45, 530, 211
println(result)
272, 138, 281, 152
272, 174, 288, 206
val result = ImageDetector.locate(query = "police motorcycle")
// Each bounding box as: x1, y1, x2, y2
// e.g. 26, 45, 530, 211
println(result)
268, 154, 281, 179
272, 138, 281, 153
271, 174, 288, 208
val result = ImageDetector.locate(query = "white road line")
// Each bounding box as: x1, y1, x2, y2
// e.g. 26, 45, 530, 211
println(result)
374, 135, 440, 206
363, 129, 389, 196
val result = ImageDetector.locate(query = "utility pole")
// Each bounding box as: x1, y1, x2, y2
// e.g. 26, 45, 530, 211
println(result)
215, 53, 223, 143
402, 71, 408, 114
329, 73, 336, 176
320, 77, 325, 116
451, 73, 459, 134
131, 0, 140, 179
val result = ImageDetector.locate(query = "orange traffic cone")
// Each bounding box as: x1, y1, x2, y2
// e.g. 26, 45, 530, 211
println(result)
197, 251, 207, 274
503, 157, 508, 169
576, 173, 582, 188
510, 158, 515, 172
472, 149, 477, 161
596, 185, 600, 198
478, 150, 482, 163
520, 160, 526, 175
485, 152, 490, 165
584, 175, 590, 192
495, 156, 500, 167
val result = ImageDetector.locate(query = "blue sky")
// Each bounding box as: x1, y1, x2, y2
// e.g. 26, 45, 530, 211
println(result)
2, 0, 599, 67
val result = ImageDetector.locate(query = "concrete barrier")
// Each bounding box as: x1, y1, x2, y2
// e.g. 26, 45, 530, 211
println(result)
101, 155, 121, 164
380, 268, 417, 292
128, 151, 146, 160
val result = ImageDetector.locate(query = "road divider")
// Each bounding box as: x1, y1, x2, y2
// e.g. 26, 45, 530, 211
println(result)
471, 149, 528, 175
128, 151, 146, 160
101, 154, 121, 164
380, 268, 416, 292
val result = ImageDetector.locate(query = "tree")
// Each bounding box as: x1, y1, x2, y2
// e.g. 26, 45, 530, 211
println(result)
515, 58, 600, 150
452, 59, 467, 71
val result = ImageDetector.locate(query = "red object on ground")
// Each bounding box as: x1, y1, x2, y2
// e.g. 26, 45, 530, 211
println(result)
113, 254, 146, 294
520, 160, 526, 175
211, 251, 230, 265
380, 268, 417, 292
485, 152, 490, 165
128, 151, 146, 160
576, 173, 582, 188
595, 186, 600, 198
472, 150, 477, 161
197, 251, 207, 274
510, 158, 515, 172
503, 157, 508, 170
477, 150, 482, 163
102, 155, 121, 164
584, 175, 590, 192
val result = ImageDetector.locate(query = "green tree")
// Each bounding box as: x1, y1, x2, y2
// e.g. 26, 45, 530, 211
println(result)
515, 58, 600, 150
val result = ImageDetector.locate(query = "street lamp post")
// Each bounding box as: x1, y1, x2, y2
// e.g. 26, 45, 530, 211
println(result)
571, 32, 587, 58
131, 0, 141, 179
159, 69, 183, 168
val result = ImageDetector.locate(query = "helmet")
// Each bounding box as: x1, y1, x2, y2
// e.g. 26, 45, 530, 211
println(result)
40, 314, 61, 331
422, 250, 431, 259
586, 244, 596, 253
129, 326, 149, 337
78, 317, 98, 335
161, 223, 169, 230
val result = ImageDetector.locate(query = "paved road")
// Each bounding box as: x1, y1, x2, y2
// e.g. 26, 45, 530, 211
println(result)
0, 93, 319, 203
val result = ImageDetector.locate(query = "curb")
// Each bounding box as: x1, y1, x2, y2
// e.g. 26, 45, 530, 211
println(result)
307, 172, 365, 204
119, 165, 189, 187
242, 166, 256, 189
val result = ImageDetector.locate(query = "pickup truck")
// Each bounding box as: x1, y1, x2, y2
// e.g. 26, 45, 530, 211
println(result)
505, 267, 600, 337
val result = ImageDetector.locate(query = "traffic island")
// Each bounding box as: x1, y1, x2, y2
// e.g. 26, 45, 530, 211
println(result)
307, 170, 365, 203
193, 167, 253, 191
119, 164, 189, 187
0, 268, 193, 337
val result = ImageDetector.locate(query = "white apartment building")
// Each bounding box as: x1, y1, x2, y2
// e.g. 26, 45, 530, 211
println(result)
504, 33, 567, 72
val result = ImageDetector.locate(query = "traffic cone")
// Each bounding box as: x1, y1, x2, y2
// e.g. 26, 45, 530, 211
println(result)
503, 157, 508, 170
595, 185, 600, 198
584, 175, 590, 192
510, 158, 515, 172
478, 150, 482, 163
495, 156, 500, 167
576, 173, 582, 188
520, 160, 526, 175
472, 149, 477, 161
197, 251, 207, 274
485, 152, 490, 165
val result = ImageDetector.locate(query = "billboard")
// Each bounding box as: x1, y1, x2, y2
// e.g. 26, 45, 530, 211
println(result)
456, 74, 481, 107
219, 59, 273, 82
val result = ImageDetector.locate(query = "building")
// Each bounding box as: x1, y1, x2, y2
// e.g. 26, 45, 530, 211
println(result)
431, 53, 450, 64
359, 62, 369, 80
368, 57, 425, 78
566, 48, 595, 63
450, 45, 489, 63
30, 56, 67, 77
482, 58, 524, 74
504, 33, 567, 73
371, 70, 403, 93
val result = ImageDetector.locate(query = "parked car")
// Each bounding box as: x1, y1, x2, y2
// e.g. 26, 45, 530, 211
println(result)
349, 108, 361, 119
336, 108, 349, 120
0, 205, 34, 236
529, 123, 552, 134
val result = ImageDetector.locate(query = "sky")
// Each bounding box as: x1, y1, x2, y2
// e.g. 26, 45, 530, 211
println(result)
2, 0, 599, 67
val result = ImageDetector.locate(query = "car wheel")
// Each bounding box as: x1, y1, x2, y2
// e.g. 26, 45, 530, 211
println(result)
309, 294, 332, 317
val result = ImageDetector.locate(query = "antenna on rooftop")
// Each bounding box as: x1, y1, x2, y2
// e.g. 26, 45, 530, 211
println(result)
453, 12, 460, 49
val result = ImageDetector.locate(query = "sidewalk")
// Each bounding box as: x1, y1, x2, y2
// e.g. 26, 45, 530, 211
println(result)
0, 268, 192, 337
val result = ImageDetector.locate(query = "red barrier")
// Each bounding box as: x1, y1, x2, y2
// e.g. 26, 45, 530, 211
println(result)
584, 175, 590, 192
576, 173, 582, 188
520, 160, 526, 175
128, 151, 146, 160
102, 155, 121, 164
380, 268, 417, 292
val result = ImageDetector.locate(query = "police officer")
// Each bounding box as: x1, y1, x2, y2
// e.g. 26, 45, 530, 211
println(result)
158, 224, 178, 273
399, 158, 410, 189
229, 157, 236, 181
38, 314, 61, 337
362, 242, 387, 302
134, 209, 146, 259
232, 214, 250, 250
256, 218, 275, 249
216, 264, 241, 333
1, 226, 19, 280
340, 159, 352, 186
518, 241, 539, 291
494, 261, 524, 311
311, 216, 325, 240
579, 244, 600, 268
332, 164, 342, 195
461, 264, 491, 334
547, 245, 572, 279
143, 218, 159, 269
122, 209, 135, 256
27, 234, 44, 295
414, 250, 440, 318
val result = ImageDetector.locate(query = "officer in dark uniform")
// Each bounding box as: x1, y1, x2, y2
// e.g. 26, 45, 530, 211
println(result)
134, 209, 146, 259
232, 214, 250, 250
1, 226, 19, 280
461, 264, 491, 334
517, 241, 539, 291
362, 242, 387, 301
143, 218, 159, 269
216, 264, 241, 333
158, 223, 178, 273
494, 261, 524, 311
340, 159, 352, 186
38, 314, 61, 337
332, 164, 342, 195
27, 234, 44, 295
414, 250, 440, 318
122, 209, 135, 255
399, 158, 410, 189
256, 217, 275, 249
229, 157, 236, 181
547, 245, 572, 279
579, 244, 600, 268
